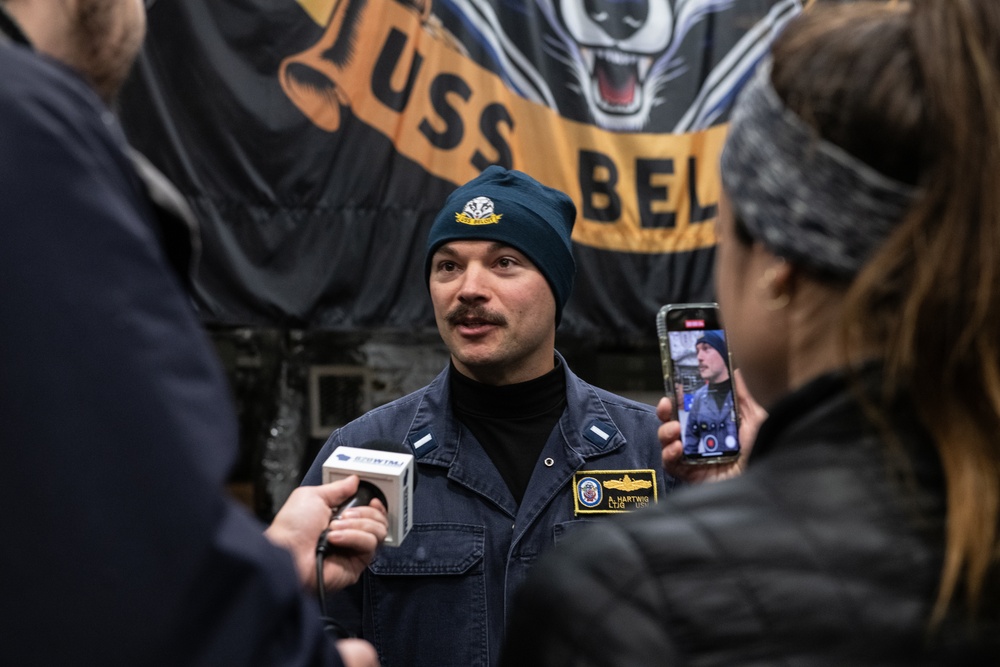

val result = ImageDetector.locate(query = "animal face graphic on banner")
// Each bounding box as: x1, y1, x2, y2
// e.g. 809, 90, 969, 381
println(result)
283, 0, 800, 252
535, 0, 755, 132
547, 0, 721, 132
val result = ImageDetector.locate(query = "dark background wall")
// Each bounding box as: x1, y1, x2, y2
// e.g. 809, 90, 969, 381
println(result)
117, 0, 801, 518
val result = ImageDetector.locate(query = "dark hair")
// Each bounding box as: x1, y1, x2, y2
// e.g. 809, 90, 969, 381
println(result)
769, 0, 1000, 625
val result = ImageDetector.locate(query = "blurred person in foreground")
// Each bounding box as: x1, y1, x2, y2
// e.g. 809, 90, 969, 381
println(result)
500, 0, 1000, 664
0, 1, 386, 664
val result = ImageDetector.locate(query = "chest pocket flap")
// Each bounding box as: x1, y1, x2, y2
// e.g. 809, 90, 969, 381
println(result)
369, 523, 485, 576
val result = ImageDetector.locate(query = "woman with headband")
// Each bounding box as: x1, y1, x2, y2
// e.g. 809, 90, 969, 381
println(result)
498, 1, 1000, 664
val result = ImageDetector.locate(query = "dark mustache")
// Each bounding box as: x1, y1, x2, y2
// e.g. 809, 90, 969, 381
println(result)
445, 304, 507, 327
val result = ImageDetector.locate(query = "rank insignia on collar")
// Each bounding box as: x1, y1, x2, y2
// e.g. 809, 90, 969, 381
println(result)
573, 470, 658, 514
409, 430, 437, 457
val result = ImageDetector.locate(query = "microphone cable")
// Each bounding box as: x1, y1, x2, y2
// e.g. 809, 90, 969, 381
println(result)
315, 522, 356, 640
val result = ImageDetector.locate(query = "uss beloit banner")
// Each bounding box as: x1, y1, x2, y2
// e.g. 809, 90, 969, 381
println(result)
119, 0, 800, 343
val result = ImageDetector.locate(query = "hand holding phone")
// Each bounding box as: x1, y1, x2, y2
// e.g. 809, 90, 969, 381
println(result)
657, 303, 741, 465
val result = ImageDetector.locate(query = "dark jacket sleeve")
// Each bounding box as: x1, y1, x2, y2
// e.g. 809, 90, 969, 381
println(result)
0, 47, 342, 666
500, 517, 684, 667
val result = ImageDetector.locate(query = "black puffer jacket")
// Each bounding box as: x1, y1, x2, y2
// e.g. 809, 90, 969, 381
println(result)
500, 370, 1000, 666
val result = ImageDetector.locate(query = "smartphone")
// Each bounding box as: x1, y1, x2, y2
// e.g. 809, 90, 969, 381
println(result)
656, 303, 740, 465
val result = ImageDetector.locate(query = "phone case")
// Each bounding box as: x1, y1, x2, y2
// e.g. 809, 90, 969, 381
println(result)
656, 303, 740, 465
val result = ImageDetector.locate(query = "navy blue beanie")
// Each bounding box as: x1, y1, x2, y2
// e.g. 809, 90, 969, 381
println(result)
425, 166, 577, 324
696, 331, 728, 361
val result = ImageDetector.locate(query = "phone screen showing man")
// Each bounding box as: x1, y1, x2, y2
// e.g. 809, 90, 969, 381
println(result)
659, 304, 740, 464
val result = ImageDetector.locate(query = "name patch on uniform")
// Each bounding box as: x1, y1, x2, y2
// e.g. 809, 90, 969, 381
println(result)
572, 470, 658, 514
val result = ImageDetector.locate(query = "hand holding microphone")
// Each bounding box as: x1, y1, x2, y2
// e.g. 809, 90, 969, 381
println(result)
332, 477, 387, 520
313, 440, 417, 638
265, 475, 388, 592
317, 478, 392, 592
323, 439, 417, 546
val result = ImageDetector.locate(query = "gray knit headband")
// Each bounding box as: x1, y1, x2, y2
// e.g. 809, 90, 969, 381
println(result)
720, 59, 919, 278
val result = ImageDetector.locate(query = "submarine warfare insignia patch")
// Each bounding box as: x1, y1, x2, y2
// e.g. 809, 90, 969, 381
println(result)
573, 470, 658, 514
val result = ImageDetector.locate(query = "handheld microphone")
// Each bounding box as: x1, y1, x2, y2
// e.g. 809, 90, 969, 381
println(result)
332, 481, 386, 519
322, 439, 416, 546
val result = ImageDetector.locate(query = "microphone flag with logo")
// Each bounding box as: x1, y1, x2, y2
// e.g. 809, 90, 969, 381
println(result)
322, 439, 416, 545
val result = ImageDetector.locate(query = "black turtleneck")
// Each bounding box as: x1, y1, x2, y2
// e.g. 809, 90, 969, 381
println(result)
451, 358, 567, 505
707, 378, 732, 411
